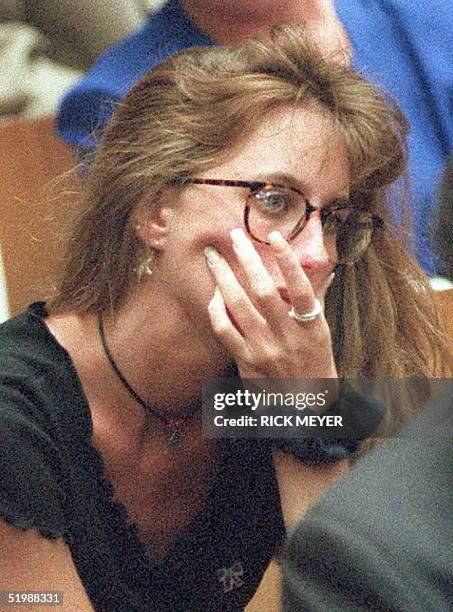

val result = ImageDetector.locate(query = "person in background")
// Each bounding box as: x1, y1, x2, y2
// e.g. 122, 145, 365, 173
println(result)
57, 0, 453, 275
1, 26, 450, 611
282, 382, 452, 612
57, 0, 350, 152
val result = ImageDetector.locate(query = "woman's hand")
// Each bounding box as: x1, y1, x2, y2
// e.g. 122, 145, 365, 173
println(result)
205, 228, 337, 381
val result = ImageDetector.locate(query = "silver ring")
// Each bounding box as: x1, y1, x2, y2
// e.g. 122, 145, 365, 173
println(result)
288, 298, 323, 323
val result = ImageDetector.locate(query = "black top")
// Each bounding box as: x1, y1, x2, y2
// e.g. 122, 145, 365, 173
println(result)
283, 384, 453, 612
0, 303, 284, 611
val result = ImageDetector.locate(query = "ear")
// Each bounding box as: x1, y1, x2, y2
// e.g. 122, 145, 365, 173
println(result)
134, 196, 177, 252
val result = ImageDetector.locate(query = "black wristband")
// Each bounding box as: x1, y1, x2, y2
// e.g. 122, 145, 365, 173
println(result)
270, 387, 385, 464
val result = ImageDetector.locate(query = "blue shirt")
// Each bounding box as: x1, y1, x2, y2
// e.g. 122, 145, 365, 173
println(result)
57, 0, 214, 150
57, 0, 453, 273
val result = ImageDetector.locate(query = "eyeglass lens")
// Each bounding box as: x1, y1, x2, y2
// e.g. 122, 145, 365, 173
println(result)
246, 186, 374, 264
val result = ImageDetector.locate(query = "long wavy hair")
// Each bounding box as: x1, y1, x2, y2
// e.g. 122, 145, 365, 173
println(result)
49, 26, 451, 394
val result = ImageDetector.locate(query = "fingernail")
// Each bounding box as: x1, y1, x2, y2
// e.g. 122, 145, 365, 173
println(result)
267, 231, 286, 250
326, 272, 336, 288
204, 246, 221, 265
209, 286, 222, 305
230, 228, 249, 248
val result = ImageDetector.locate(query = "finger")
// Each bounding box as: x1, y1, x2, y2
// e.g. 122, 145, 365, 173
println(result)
230, 228, 284, 322
204, 246, 266, 332
319, 271, 336, 298
207, 287, 251, 360
267, 231, 317, 314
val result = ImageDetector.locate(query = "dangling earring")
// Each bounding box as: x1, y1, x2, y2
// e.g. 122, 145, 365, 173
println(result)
135, 224, 155, 278
136, 250, 155, 278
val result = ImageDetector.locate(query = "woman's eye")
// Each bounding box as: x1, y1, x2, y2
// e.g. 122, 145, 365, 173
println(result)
253, 190, 291, 214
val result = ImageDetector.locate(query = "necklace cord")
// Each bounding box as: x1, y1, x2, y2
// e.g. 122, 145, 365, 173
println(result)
97, 314, 200, 427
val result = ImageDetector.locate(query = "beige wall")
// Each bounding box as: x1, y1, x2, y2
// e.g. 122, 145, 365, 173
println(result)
0, 116, 76, 315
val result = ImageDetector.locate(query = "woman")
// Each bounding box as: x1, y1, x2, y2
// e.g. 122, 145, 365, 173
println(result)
0, 26, 449, 611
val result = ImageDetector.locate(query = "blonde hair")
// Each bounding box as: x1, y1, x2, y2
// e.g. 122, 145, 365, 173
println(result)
49, 25, 451, 388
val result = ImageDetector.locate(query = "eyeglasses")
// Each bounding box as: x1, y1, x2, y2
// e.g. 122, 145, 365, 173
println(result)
182, 178, 383, 265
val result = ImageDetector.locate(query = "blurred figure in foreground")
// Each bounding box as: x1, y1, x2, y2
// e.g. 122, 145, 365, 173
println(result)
283, 383, 453, 611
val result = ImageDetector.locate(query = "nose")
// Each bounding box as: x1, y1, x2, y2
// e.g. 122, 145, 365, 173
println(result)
292, 211, 332, 273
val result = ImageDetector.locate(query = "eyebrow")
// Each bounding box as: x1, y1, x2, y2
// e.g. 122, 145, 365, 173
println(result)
252, 171, 351, 206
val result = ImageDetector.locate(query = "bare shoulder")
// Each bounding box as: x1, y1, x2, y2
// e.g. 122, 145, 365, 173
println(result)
0, 520, 93, 611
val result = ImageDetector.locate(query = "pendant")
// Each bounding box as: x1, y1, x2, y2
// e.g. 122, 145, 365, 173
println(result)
167, 428, 184, 452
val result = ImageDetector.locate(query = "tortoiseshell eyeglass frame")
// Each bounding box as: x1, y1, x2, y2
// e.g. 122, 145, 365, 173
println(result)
175, 177, 383, 255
